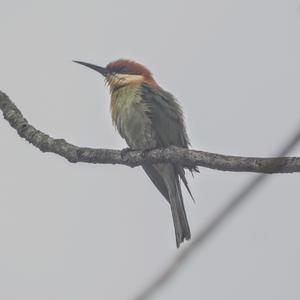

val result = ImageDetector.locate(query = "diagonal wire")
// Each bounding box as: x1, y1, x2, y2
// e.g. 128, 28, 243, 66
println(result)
133, 125, 300, 300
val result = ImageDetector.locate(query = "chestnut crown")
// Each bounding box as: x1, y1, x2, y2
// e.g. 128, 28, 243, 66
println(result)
106, 59, 154, 81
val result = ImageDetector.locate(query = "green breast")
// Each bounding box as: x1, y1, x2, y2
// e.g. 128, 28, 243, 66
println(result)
110, 85, 141, 126
109, 84, 155, 149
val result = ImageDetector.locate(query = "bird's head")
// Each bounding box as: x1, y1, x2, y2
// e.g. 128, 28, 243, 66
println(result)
74, 59, 157, 91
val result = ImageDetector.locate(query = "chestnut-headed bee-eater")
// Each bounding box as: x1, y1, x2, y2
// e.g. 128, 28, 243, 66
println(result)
74, 59, 196, 247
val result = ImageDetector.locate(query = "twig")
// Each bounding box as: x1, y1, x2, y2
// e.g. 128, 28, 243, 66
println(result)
1, 90, 300, 173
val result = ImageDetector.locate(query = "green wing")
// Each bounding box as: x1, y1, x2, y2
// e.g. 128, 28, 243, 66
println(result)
141, 83, 190, 148
141, 83, 196, 201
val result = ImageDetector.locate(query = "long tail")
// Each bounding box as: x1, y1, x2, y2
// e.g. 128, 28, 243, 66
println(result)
167, 167, 191, 247
143, 163, 190, 247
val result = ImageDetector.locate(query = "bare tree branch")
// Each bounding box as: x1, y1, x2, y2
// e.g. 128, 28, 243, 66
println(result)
1, 90, 300, 173
132, 123, 300, 300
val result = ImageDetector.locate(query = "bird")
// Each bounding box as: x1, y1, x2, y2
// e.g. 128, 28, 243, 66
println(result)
74, 59, 196, 247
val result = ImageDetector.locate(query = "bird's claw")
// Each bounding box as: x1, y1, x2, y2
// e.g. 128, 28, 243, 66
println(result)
120, 147, 157, 160
141, 147, 159, 159
120, 147, 132, 160
141, 149, 151, 159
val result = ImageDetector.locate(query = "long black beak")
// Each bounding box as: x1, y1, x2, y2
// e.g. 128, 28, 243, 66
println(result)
73, 60, 109, 77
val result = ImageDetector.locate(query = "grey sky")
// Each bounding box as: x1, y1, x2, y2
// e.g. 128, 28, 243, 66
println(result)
1, 0, 300, 299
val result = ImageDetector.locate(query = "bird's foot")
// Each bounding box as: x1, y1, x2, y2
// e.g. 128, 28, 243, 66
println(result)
120, 147, 133, 159
140, 147, 157, 159
120, 147, 158, 160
